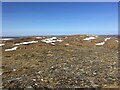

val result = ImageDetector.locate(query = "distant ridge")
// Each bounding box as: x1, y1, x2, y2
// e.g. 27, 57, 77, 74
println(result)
1, 36, 20, 38
1, 35, 119, 38
99, 35, 119, 37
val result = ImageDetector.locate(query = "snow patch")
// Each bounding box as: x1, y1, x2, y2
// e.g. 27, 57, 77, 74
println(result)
96, 37, 112, 46
56, 39, 63, 42
14, 41, 38, 45
115, 40, 119, 43
14, 43, 21, 45
0, 44, 5, 46
0, 38, 13, 41
104, 37, 111, 42
36, 37, 42, 39
86, 35, 98, 37
22, 41, 38, 45
96, 42, 105, 45
5, 46, 18, 51
50, 37, 57, 40
83, 37, 96, 40
41, 37, 63, 44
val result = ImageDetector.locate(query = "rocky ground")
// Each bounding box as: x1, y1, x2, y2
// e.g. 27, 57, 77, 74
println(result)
1, 35, 120, 89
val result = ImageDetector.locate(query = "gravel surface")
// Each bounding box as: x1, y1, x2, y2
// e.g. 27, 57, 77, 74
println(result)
1, 35, 119, 89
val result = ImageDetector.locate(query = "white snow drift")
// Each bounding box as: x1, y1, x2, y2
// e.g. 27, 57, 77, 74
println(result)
36, 37, 42, 39
14, 41, 38, 45
96, 42, 105, 46
0, 44, 5, 46
41, 37, 63, 44
0, 38, 13, 41
104, 37, 111, 42
115, 40, 119, 43
83, 37, 96, 41
5, 46, 18, 51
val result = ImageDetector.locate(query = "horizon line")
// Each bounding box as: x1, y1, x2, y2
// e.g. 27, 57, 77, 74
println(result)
1, 34, 119, 37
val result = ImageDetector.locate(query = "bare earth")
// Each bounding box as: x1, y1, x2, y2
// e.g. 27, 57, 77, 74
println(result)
1, 35, 119, 89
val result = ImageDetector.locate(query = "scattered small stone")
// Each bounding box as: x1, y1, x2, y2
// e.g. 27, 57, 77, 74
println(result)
13, 69, 16, 72
93, 72, 97, 75
51, 66, 54, 69
32, 79, 36, 81
51, 43, 55, 45
65, 43, 69, 46
35, 83, 38, 86
38, 71, 42, 74
41, 79, 44, 81
2, 35, 118, 88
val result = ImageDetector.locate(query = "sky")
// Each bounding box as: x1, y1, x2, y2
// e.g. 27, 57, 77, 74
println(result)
2, 2, 118, 36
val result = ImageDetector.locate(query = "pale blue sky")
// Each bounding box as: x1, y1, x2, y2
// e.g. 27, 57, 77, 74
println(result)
2, 2, 118, 36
